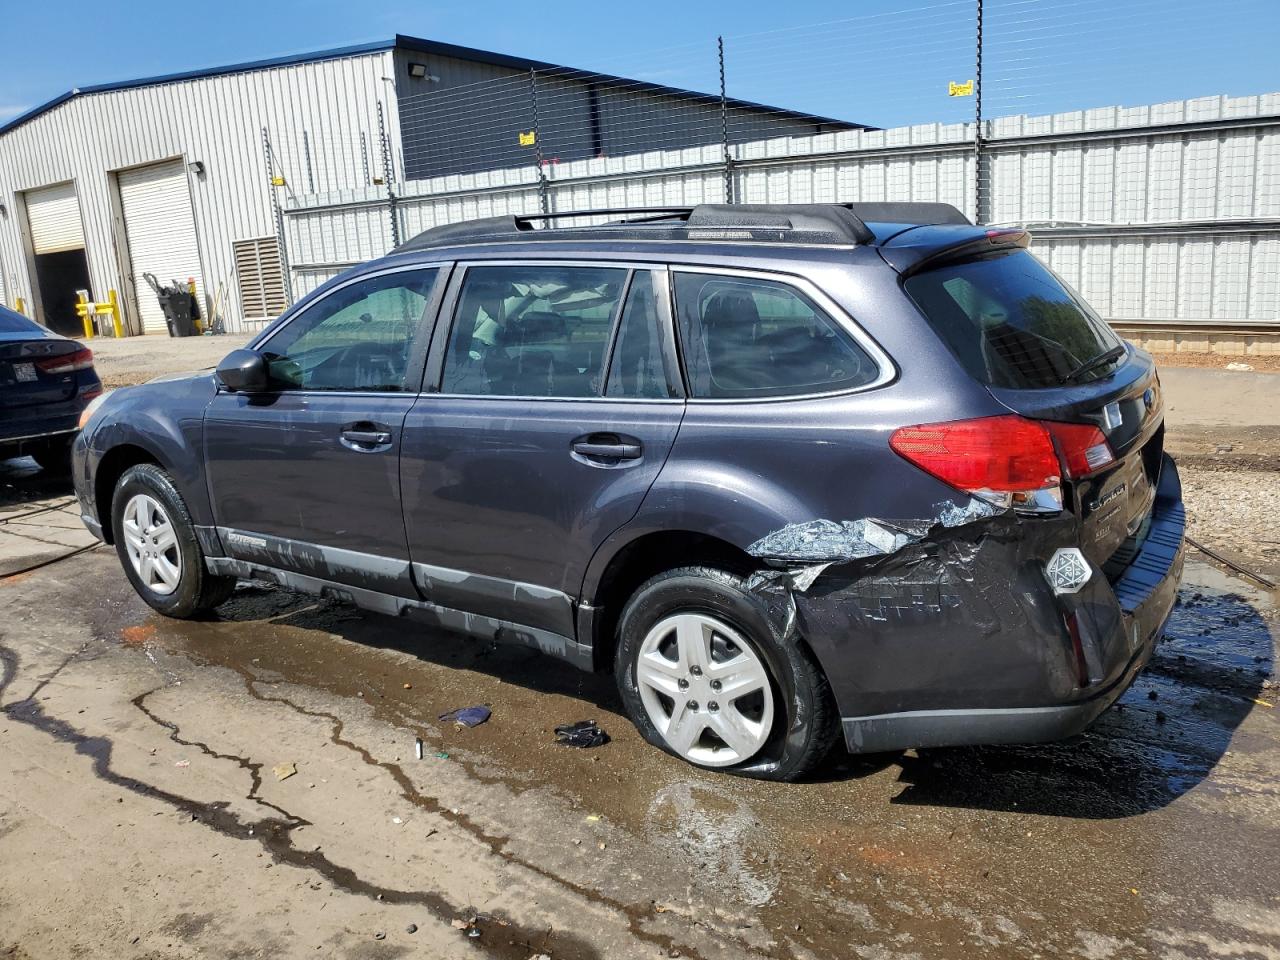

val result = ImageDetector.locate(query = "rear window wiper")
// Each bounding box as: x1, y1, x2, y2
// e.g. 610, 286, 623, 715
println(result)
1061, 343, 1126, 384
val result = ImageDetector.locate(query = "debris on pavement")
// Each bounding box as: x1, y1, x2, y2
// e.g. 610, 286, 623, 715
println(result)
415, 737, 424, 760
272, 762, 297, 781
439, 705, 491, 728
555, 720, 610, 748
174, 759, 190, 768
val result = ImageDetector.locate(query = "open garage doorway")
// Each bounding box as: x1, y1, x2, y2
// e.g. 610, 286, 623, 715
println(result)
23, 181, 91, 336
33, 249, 91, 336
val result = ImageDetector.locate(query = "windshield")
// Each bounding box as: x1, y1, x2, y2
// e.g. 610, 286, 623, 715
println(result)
904, 250, 1123, 389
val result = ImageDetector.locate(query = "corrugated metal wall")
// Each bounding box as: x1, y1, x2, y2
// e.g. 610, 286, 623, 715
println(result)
286, 92, 1280, 332
392, 48, 831, 181
0, 49, 398, 332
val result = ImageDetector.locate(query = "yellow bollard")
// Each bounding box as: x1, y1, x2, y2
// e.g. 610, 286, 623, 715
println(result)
187, 277, 203, 334
108, 289, 123, 338
76, 293, 95, 339
14, 296, 26, 316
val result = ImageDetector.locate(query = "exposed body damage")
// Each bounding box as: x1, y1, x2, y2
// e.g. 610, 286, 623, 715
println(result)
743, 461, 1184, 753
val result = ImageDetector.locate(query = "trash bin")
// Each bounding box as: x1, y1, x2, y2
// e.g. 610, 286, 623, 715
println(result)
159, 290, 198, 337
145, 273, 200, 337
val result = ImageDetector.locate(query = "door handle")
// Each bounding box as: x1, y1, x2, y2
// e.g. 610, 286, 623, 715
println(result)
342, 429, 391, 445
571, 435, 642, 460
340, 424, 393, 450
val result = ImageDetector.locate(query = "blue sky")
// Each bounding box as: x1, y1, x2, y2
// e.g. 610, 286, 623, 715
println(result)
1, 0, 1276, 130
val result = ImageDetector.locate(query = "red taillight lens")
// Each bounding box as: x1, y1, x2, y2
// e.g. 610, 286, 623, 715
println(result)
1044, 420, 1115, 479
34, 347, 94, 374
889, 415, 1061, 494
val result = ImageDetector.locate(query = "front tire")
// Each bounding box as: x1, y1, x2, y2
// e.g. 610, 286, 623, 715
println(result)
111, 463, 235, 618
614, 566, 839, 781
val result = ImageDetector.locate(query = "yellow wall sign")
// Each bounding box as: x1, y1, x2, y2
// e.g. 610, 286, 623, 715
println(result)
518, 130, 537, 147
270, 175, 286, 186
948, 80, 975, 97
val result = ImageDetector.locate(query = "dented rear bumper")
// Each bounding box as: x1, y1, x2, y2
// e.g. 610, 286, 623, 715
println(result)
754, 456, 1185, 755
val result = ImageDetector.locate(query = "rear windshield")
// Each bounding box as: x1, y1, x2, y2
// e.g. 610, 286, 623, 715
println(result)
0, 308, 41, 334
904, 250, 1123, 389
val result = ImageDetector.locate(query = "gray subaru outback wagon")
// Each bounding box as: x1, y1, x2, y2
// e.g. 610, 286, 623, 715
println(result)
73, 203, 1184, 780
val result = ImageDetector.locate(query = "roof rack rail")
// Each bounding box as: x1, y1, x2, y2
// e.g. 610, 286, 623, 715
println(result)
397, 202, 970, 252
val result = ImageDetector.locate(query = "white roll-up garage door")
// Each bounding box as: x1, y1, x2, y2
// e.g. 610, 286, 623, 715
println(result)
26, 182, 86, 255
119, 161, 204, 334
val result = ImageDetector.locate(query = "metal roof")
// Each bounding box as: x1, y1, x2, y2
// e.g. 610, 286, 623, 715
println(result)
0, 34, 867, 138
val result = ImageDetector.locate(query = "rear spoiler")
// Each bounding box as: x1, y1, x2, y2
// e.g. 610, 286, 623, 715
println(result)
880, 227, 1032, 277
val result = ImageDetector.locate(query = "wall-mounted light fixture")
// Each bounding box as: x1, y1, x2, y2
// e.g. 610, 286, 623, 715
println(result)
407, 62, 439, 82
188, 160, 206, 178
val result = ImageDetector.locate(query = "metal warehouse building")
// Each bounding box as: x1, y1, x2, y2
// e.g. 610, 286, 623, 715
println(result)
0, 35, 857, 337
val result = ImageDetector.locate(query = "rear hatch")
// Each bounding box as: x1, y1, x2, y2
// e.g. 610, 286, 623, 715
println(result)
896, 238, 1165, 570
0, 311, 90, 412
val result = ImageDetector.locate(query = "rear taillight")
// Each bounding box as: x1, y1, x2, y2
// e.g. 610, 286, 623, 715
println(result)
34, 347, 94, 374
890, 414, 1116, 514
1043, 420, 1115, 479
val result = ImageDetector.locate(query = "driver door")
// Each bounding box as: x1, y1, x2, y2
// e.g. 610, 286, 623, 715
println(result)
203, 264, 445, 596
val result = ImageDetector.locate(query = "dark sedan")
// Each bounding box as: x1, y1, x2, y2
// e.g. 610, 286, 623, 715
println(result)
0, 305, 103, 472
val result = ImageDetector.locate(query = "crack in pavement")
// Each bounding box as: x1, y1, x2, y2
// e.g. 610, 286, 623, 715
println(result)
243, 676, 731, 960
0, 635, 602, 960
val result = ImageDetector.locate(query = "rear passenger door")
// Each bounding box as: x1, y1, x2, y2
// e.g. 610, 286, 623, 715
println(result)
399, 261, 684, 637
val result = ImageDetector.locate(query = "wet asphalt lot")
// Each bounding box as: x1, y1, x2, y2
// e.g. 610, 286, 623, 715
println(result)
1, 458, 1278, 960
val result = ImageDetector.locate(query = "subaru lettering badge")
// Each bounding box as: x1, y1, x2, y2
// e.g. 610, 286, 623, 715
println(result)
1045, 548, 1092, 595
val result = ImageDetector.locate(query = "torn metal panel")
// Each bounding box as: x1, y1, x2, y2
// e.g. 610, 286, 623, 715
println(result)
747, 498, 998, 566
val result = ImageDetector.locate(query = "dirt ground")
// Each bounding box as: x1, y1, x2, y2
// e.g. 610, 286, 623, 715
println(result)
1, 340, 1277, 959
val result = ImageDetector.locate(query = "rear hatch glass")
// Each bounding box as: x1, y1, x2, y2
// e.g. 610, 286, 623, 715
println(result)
904, 250, 1124, 389
905, 249, 1164, 567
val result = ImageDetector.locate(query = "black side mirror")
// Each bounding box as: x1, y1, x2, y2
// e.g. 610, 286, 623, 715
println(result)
215, 349, 269, 393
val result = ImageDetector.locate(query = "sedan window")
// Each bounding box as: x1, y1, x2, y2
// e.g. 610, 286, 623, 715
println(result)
261, 269, 438, 391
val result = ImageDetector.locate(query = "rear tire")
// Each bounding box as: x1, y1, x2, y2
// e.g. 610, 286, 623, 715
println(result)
614, 566, 839, 781
111, 463, 235, 618
31, 436, 74, 474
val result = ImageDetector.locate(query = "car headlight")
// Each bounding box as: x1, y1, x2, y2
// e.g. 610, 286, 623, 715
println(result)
78, 391, 111, 430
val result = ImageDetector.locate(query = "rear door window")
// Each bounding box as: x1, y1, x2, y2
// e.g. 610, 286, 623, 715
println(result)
605, 273, 676, 399
673, 273, 880, 399
440, 264, 626, 397
904, 250, 1124, 389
